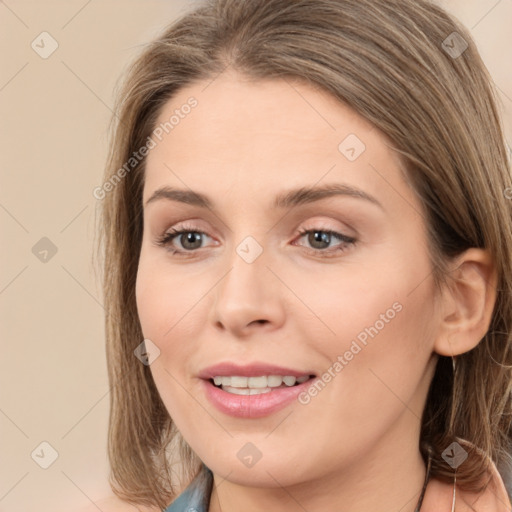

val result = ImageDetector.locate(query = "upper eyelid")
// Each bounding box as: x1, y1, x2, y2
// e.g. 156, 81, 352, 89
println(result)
145, 190, 381, 237
164, 218, 352, 237
161, 223, 354, 246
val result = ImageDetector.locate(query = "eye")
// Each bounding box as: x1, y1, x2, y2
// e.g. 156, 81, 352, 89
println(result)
154, 224, 357, 258
293, 228, 356, 256
154, 224, 214, 254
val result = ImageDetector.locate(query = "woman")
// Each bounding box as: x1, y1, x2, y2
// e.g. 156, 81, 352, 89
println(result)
93, 0, 512, 510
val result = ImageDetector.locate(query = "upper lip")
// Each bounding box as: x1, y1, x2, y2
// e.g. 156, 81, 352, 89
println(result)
198, 362, 316, 379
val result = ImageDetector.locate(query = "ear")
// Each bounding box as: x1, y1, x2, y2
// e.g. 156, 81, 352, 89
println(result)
433, 248, 497, 357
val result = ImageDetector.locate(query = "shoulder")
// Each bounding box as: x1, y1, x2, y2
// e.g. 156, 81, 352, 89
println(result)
423, 462, 512, 512
456, 476, 512, 512
73, 495, 161, 512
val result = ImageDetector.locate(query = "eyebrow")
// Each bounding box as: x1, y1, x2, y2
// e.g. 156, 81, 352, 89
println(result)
144, 183, 384, 211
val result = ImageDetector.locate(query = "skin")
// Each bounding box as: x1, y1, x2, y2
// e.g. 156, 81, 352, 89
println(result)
133, 70, 499, 512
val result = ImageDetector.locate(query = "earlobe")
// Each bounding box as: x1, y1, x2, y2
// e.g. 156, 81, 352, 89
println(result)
433, 248, 497, 357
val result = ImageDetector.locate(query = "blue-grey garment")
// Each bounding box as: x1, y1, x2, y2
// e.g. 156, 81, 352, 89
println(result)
163, 464, 213, 512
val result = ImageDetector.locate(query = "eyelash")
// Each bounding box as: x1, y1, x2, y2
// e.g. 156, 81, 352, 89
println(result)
154, 223, 357, 258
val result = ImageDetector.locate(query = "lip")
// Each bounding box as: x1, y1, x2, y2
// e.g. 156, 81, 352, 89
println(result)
201, 376, 316, 418
198, 361, 315, 379
198, 361, 317, 419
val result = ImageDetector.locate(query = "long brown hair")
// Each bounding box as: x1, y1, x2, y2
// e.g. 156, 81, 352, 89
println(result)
94, 0, 512, 507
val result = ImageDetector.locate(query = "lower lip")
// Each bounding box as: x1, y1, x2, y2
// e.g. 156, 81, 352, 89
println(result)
201, 378, 315, 418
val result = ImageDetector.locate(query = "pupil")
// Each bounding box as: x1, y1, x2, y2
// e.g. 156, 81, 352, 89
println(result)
182, 232, 202, 250
310, 231, 330, 249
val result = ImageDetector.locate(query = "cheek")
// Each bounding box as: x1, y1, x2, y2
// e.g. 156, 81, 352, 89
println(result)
135, 252, 212, 393
291, 259, 421, 351
299, 242, 436, 401
135, 258, 202, 425
136, 252, 203, 340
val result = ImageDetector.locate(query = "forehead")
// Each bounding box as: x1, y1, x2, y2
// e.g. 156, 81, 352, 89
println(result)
143, 71, 412, 211
150, 71, 378, 151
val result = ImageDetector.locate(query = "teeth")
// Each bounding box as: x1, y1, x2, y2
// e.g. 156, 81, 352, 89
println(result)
221, 386, 272, 395
212, 374, 311, 390
282, 376, 296, 386
267, 375, 283, 387
231, 376, 248, 387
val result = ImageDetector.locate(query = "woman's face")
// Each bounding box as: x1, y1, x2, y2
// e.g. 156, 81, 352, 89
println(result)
136, 71, 440, 487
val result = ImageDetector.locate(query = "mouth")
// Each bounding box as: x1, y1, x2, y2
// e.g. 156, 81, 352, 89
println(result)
208, 374, 316, 395
201, 372, 318, 418
198, 362, 318, 417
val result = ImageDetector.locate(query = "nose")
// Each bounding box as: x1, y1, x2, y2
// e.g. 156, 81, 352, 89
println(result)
210, 240, 286, 337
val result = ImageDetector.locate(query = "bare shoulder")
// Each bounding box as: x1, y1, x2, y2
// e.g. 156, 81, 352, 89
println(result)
457, 481, 512, 512
74, 494, 161, 512
423, 473, 512, 512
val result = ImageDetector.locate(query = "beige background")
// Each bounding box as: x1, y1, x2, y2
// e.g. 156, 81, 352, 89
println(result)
1, 1, 511, 511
